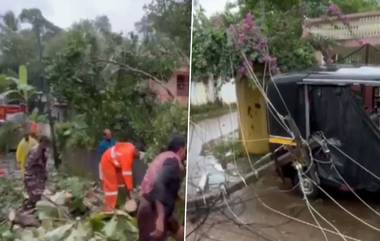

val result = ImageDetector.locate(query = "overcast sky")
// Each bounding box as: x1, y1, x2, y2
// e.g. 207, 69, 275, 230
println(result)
198, 0, 236, 17
0, 0, 152, 34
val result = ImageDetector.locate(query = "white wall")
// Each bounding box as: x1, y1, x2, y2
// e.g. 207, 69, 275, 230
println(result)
191, 81, 209, 105
190, 78, 218, 105
219, 80, 237, 104
191, 78, 237, 105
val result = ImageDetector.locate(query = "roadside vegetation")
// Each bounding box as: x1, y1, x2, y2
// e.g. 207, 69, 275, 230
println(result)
0, 0, 191, 240
190, 102, 236, 122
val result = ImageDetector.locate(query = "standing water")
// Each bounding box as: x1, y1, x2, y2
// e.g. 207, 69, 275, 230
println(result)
187, 112, 240, 197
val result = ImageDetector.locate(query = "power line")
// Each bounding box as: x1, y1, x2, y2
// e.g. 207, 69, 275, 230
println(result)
308, 176, 380, 233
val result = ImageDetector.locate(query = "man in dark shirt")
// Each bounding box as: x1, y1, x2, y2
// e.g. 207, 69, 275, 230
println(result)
138, 136, 186, 241
97, 129, 116, 156
97, 129, 116, 180
22, 136, 50, 211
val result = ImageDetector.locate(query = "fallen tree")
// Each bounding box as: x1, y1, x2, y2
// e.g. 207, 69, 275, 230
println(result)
1, 174, 138, 241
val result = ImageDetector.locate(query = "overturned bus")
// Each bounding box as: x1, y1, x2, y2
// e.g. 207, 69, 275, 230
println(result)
236, 66, 380, 197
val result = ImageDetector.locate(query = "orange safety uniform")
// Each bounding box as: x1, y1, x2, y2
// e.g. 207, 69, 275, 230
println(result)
99, 142, 137, 212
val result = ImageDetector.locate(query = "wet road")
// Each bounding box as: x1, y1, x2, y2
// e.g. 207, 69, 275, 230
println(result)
187, 113, 380, 241
187, 112, 239, 196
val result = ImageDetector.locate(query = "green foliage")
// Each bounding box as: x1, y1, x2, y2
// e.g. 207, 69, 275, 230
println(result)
0, 67, 37, 112
190, 102, 237, 122
1, 11, 19, 31
28, 108, 48, 123
0, 121, 22, 153
193, 0, 380, 80
262, 9, 316, 72
244, 0, 380, 17
55, 176, 92, 215
328, 0, 380, 14
0, 9, 61, 89
0, 74, 12, 92
2, 211, 138, 241
0, 178, 24, 219
19, 8, 61, 42
142, 103, 188, 161
46, 17, 187, 161
0, 5, 189, 165
1, 172, 138, 240
212, 138, 244, 162
55, 115, 96, 152
139, 0, 192, 57
192, 9, 236, 80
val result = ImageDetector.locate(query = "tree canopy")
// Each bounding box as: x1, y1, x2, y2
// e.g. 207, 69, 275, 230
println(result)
192, 0, 380, 81
137, 0, 192, 58
0, 1, 190, 161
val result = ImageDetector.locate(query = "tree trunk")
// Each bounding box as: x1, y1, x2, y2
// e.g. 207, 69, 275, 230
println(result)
46, 91, 61, 169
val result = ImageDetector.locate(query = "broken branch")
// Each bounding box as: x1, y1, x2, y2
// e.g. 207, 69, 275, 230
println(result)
95, 58, 175, 99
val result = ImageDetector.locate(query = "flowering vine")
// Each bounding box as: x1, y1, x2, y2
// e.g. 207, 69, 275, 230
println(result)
327, 4, 350, 26
229, 12, 279, 78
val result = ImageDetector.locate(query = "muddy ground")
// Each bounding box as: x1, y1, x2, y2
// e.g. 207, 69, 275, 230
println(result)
187, 165, 380, 241
187, 112, 380, 241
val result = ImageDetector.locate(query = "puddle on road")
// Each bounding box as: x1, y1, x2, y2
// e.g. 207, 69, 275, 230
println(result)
187, 112, 242, 196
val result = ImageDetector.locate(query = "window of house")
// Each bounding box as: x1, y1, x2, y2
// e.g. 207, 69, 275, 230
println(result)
177, 74, 188, 96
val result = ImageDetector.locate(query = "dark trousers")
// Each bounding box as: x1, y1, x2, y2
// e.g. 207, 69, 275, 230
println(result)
137, 196, 179, 241
23, 171, 46, 210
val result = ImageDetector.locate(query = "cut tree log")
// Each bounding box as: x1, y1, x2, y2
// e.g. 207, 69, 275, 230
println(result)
8, 209, 40, 227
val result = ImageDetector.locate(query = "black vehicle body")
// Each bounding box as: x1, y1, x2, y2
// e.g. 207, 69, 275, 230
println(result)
268, 66, 380, 192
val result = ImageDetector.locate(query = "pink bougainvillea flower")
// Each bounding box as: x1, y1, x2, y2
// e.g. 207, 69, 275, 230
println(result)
229, 12, 279, 75
327, 4, 341, 16
238, 33, 247, 46
243, 13, 255, 31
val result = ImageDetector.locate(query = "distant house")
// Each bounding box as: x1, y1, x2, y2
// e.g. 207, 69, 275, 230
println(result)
148, 67, 189, 106
302, 11, 380, 65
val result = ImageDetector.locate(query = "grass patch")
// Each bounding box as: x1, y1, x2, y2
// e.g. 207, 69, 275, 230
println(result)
203, 135, 265, 175
190, 102, 237, 122
212, 139, 245, 162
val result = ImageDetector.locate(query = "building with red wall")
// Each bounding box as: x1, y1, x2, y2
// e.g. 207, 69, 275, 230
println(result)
148, 67, 189, 106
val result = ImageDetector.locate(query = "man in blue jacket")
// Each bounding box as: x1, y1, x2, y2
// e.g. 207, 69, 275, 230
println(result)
98, 129, 116, 156
97, 129, 116, 179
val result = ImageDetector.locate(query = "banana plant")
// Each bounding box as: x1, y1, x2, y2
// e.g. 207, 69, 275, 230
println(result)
0, 65, 39, 111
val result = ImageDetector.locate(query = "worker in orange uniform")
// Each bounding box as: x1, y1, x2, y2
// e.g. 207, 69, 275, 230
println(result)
99, 141, 138, 213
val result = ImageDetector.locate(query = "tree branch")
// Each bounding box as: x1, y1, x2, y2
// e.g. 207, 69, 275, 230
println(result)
95, 58, 175, 99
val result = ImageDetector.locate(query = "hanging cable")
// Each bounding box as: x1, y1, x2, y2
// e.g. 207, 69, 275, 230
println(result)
234, 96, 256, 172
308, 204, 348, 241
241, 52, 294, 137
331, 162, 380, 217
307, 176, 380, 233
297, 163, 349, 241
221, 190, 278, 241
296, 164, 329, 241
321, 133, 380, 183
227, 102, 248, 186
250, 186, 362, 241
